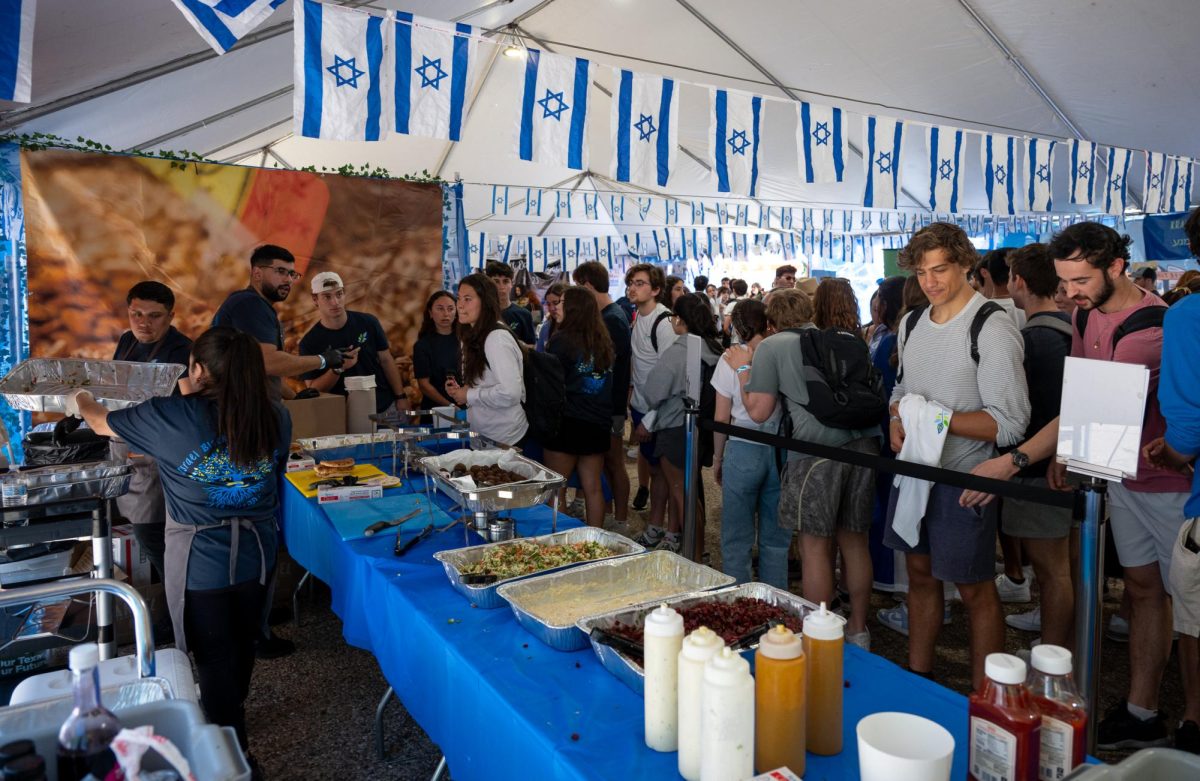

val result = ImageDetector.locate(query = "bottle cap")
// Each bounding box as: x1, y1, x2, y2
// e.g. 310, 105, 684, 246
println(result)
2, 753, 46, 781
758, 623, 803, 660
0, 741, 33, 764
68, 643, 100, 672
802, 602, 845, 641
1031, 644, 1073, 676
680, 626, 724, 662
643, 604, 684, 637
703, 646, 750, 687
985, 653, 1027, 685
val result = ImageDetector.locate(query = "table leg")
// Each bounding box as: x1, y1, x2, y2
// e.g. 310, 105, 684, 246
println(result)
292, 570, 311, 628
93, 500, 115, 660
374, 685, 395, 760
429, 756, 447, 781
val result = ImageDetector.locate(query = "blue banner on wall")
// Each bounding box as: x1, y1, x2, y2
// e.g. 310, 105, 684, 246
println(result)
0, 143, 29, 460
441, 181, 469, 291
1142, 212, 1194, 260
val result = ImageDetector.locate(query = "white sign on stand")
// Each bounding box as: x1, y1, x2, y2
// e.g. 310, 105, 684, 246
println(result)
1056, 356, 1150, 481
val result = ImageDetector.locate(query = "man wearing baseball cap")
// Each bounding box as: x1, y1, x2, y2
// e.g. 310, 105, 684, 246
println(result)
298, 271, 409, 413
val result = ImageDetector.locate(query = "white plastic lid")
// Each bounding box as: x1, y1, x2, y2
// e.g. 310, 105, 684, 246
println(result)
680, 626, 724, 661
758, 624, 804, 660
985, 653, 1027, 685
1031, 644, 1073, 676
703, 646, 750, 686
68, 643, 99, 672
644, 604, 684, 637
802, 602, 846, 641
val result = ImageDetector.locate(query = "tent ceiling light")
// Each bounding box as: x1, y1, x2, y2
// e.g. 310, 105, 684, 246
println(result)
503, 45, 525, 58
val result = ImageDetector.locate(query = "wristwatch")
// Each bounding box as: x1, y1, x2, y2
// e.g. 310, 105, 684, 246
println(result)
1010, 449, 1030, 469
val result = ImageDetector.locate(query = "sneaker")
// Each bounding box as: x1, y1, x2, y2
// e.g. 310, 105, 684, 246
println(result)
1107, 614, 1130, 643
847, 629, 870, 652
1176, 720, 1200, 754
626, 446, 638, 460
654, 533, 681, 554
634, 524, 666, 547
255, 630, 295, 660
876, 603, 952, 636
1097, 700, 1170, 750
995, 573, 1032, 604
1006, 606, 1042, 632
632, 486, 649, 511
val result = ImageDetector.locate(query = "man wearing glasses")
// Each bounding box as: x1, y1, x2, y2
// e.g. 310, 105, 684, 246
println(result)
212, 245, 346, 400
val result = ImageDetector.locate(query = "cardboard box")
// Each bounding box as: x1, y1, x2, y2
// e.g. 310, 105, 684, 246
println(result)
316, 484, 382, 504
285, 455, 315, 473
111, 524, 153, 587
283, 393, 346, 440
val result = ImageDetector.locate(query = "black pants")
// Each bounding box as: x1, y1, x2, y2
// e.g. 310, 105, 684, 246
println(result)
184, 577, 267, 750
131, 522, 166, 582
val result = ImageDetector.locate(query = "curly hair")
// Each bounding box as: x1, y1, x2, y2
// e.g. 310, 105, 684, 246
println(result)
1187, 207, 1200, 257
812, 278, 861, 331
1048, 222, 1133, 273
899, 222, 978, 271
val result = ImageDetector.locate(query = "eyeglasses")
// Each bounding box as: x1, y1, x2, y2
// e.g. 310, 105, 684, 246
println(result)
629, 279, 651, 288
265, 266, 301, 280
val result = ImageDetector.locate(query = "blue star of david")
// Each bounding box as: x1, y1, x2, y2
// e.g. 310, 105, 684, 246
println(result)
599, 249, 608, 257
537, 89, 569, 121
534, 249, 543, 257
938, 159, 955, 181
1111, 174, 1124, 190
875, 152, 893, 174
994, 165, 1007, 185
635, 114, 657, 142
415, 55, 448, 90
1150, 173, 1163, 188
812, 122, 831, 146
326, 54, 365, 88
1036, 163, 1051, 183
567, 249, 576, 257
728, 129, 751, 156
469, 244, 479, 253
1078, 161, 1091, 179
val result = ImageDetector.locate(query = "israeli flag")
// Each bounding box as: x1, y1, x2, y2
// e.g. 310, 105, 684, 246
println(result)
1024, 137, 1056, 211
1067, 140, 1096, 205
1166, 157, 1194, 212
294, 0, 386, 141
795, 101, 846, 183
710, 89, 763, 196
862, 116, 904, 209
1144, 151, 1168, 213
467, 232, 487, 269
174, 0, 285, 55
610, 69, 678, 187
926, 126, 964, 212
0, 0, 35, 102
491, 185, 510, 214
1104, 147, 1133, 216
982, 134, 1017, 215
517, 49, 593, 170
394, 12, 474, 141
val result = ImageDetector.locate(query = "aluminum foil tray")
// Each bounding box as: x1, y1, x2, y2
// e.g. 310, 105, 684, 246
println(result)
297, 431, 410, 452
577, 582, 818, 694
420, 448, 565, 514
496, 551, 734, 651
15, 461, 133, 503
0, 359, 184, 412
433, 527, 645, 609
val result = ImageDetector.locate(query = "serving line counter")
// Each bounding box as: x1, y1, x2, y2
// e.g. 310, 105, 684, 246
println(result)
279, 446, 976, 780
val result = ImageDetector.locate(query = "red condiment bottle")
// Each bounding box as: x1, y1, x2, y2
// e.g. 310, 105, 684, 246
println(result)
1028, 645, 1087, 780
968, 653, 1041, 781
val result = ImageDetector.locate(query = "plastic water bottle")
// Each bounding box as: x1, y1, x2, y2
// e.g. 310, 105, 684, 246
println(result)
56, 644, 123, 781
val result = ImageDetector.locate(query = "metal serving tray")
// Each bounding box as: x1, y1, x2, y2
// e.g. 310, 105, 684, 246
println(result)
577, 582, 818, 694
420, 448, 566, 514
0, 359, 184, 412
495, 551, 734, 651
433, 527, 645, 609
12, 461, 133, 504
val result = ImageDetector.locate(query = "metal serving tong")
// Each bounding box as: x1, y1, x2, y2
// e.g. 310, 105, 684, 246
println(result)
395, 524, 434, 557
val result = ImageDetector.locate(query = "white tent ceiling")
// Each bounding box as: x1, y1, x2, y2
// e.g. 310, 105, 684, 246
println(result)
3, 0, 1198, 240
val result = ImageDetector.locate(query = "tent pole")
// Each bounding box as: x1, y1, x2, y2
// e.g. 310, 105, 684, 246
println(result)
534, 172, 588, 237
128, 87, 293, 152
207, 117, 292, 160
266, 148, 294, 170
433, 30, 507, 178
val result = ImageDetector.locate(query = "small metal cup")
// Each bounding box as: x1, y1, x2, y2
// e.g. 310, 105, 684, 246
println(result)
486, 518, 514, 542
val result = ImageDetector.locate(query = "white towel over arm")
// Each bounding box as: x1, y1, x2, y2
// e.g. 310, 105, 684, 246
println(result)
891, 394, 953, 546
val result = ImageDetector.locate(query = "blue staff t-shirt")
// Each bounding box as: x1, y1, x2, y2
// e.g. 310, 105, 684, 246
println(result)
212, 287, 284, 398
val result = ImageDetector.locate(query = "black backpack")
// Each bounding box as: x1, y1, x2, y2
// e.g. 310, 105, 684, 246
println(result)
504, 330, 566, 445
1073, 304, 1166, 352
648, 311, 673, 352
785, 326, 886, 430
697, 359, 718, 468
896, 301, 1004, 383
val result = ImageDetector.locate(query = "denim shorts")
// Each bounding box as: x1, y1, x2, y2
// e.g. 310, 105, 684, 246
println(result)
884, 482, 997, 584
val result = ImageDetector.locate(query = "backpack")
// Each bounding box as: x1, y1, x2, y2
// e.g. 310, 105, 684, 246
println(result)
1073, 304, 1166, 353
1022, 315, 1074, 340
896, 301, 1004, 383
503, 329, 565, 444
786, 326, 886, 430
697, 358, 718, 468
648, 311, 673, 352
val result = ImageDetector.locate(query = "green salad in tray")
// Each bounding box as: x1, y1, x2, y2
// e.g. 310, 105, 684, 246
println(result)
459, 540, 614, 580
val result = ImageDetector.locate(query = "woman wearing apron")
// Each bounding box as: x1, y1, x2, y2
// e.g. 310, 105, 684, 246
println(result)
68, 326, 291, 754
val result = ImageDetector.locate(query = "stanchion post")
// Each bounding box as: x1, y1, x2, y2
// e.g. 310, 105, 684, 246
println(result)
1075, 477, 1107, 753
682, 401, 700, 563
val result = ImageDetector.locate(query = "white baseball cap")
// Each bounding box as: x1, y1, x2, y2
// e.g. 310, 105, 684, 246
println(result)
310, 271, 344, 294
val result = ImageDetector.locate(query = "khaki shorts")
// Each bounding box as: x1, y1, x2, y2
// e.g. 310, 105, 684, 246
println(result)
1170, 518, 1200, 638
1000, 477, 1073, 539
1108, 483, 1188, 588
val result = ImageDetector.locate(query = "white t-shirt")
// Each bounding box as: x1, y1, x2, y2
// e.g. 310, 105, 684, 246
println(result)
630, 303, 676, 412
710, 358, 781, 445
992, 296, 1026, 329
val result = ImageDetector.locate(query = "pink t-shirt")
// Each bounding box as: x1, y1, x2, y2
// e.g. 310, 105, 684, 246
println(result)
1071, 289, 1190, 493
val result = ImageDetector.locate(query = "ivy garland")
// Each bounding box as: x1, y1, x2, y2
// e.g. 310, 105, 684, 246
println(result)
0, 131, 445, 183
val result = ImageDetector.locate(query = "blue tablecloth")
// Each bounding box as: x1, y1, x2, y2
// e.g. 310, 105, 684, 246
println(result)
280, 455, 974, 780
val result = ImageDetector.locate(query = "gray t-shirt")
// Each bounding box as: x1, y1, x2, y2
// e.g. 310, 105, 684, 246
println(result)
893, 293, 1030, 473
746, 327, 876, 459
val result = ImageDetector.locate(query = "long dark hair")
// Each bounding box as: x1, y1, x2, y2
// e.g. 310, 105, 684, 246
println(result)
458, 273, 505, 386
813, 278, 861, 332
877, 276, 906, 331
419, 290, 457, 337
191, 327, 280, 467
551, 286, 614, 371
673, 293, 723, 355
541, 282, 566, 344
730, 298, 768, 343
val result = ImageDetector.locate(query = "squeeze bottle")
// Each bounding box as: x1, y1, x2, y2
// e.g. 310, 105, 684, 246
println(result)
700, 646, 754, 781
803, 601, 844, 755
756, 623, 807, 776
677, 626, 725, 781
644, 604, 684, 751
